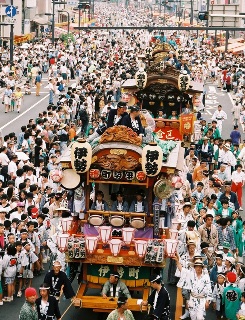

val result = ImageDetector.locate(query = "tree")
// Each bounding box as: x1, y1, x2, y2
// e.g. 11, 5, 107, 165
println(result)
59, 33, 75, 44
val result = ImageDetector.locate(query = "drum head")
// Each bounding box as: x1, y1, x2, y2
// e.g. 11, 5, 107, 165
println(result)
130, 218, 145, 229
60, 169, 81, 190
109, 215, 125, 227
88, 215, 105, 226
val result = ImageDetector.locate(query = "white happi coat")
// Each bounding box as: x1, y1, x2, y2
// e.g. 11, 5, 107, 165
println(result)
176, 211, 193, 230
211, 110, 227, 134
179, 267, 212, 320
220, 150, 237, 181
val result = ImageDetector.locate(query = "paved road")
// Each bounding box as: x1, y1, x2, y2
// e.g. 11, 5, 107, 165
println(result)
0, 77, 77, 136
1, 81, 242, 320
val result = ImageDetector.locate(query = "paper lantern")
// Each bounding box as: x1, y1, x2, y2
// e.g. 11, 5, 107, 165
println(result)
121, 93, 130, 103
85, 236, 98, 254
142, 142, 163, 177
169, 229, 179, 240
136, 171, 146, 181
164, 239, 178, 257
134, 240, 147, 258
171, 219, 180, 230
61, 217, 73, 233
50, 169, 63, 183
178, 71, 190, 92
71, 138, 92, 174
171, 176, 183, 187
135, 68, 147, 90
122, 227, 135, 245
89, 169, 100, 179
99, 226, 112, 244
57, 234, 69, 251
109, 239, 122, 256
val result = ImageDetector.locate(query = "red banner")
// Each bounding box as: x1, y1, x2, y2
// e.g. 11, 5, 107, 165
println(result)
179, 114, 194, 135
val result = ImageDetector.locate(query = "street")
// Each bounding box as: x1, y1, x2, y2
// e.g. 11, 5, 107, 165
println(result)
0, 78, 241, 320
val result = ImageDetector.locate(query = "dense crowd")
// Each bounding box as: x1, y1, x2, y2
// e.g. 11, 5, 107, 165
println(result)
0, 2, 244, 320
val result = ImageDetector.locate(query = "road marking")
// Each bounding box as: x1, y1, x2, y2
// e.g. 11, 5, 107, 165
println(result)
29, 92, 49, 94
227, 92, 235, 104
208, 86, 216, 94
0, 94, 49, 130
206, 110, 212, 115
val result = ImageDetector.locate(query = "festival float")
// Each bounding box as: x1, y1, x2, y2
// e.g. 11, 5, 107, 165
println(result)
56, 42, 203, 315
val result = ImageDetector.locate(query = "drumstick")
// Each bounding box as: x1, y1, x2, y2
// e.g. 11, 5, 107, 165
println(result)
59, 285, 64, 303
61, 283, 82, 318
60, 302, 73, 319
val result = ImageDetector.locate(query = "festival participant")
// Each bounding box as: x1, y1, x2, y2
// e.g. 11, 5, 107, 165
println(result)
106, 297, 135, 320
129, 190, 148, 215
198, 214, 218, 250
211, 105, 227, 135
36, 283, 61, 320
121, 105, 144, 136
102, 271, 131, 299
173, 255, 212, 320
90, 190, 110, 211
212, 273, 227, 320
231, 164, 245, 210
142, 274, 170, 320
43, 260, 75, 301
111, 191, 129, 212
19, 288, 38, 320
14, 87, 24, 113
223, 272, 242, 320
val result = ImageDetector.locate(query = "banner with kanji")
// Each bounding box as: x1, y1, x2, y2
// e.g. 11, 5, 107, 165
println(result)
14, 34, 34, 44
179, 113, 194, 135
86, 265, 150, 287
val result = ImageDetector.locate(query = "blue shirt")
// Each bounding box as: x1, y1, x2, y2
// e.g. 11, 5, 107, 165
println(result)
230, 130, 241, 145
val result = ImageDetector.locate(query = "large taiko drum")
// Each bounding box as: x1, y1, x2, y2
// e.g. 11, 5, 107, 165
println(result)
109, 215, 125, 227
88, 214, 105, 226
60, 169, 81, 190
130, 217, 145, 229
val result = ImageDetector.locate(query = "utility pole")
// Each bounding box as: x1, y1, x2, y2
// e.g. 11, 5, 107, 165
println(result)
49, 1, 67, 45
52, 0, 55, 45
79, 1, 81, 37
10, 0, 14, 66
190, 0, 193, 25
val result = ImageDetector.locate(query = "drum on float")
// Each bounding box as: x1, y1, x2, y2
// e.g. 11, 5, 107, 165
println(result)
109, 215, 125, 227
60, 169, 81, 190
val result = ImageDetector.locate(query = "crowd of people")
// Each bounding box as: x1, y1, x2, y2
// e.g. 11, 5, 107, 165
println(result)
0, 1, 244, 320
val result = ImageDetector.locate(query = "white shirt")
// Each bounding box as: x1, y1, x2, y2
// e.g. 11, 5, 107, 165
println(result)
231, 170, 245, 183
8, 161, 17, 177
212, 110, 227, 121
0, 152, 10, 166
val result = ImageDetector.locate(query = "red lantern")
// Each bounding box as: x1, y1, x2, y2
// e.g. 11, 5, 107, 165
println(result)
50, 169, 63, 183
89, 169, 100, 179
121, 93, 130, 103
136, 171, 146, 181
171, 176, 183, 189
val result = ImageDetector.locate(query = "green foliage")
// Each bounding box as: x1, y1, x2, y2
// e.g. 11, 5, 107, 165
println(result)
59, 33, 75, 44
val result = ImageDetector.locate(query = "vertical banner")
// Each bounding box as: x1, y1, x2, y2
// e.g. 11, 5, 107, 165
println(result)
179, 114, 194, 135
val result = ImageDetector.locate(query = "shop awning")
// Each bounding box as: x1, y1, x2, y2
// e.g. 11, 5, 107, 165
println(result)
32, 17, 51, 25
214, 42, 245, 52
232, 45, 245, 54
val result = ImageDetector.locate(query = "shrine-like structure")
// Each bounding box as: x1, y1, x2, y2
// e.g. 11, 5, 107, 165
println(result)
56, 42, 204, 314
